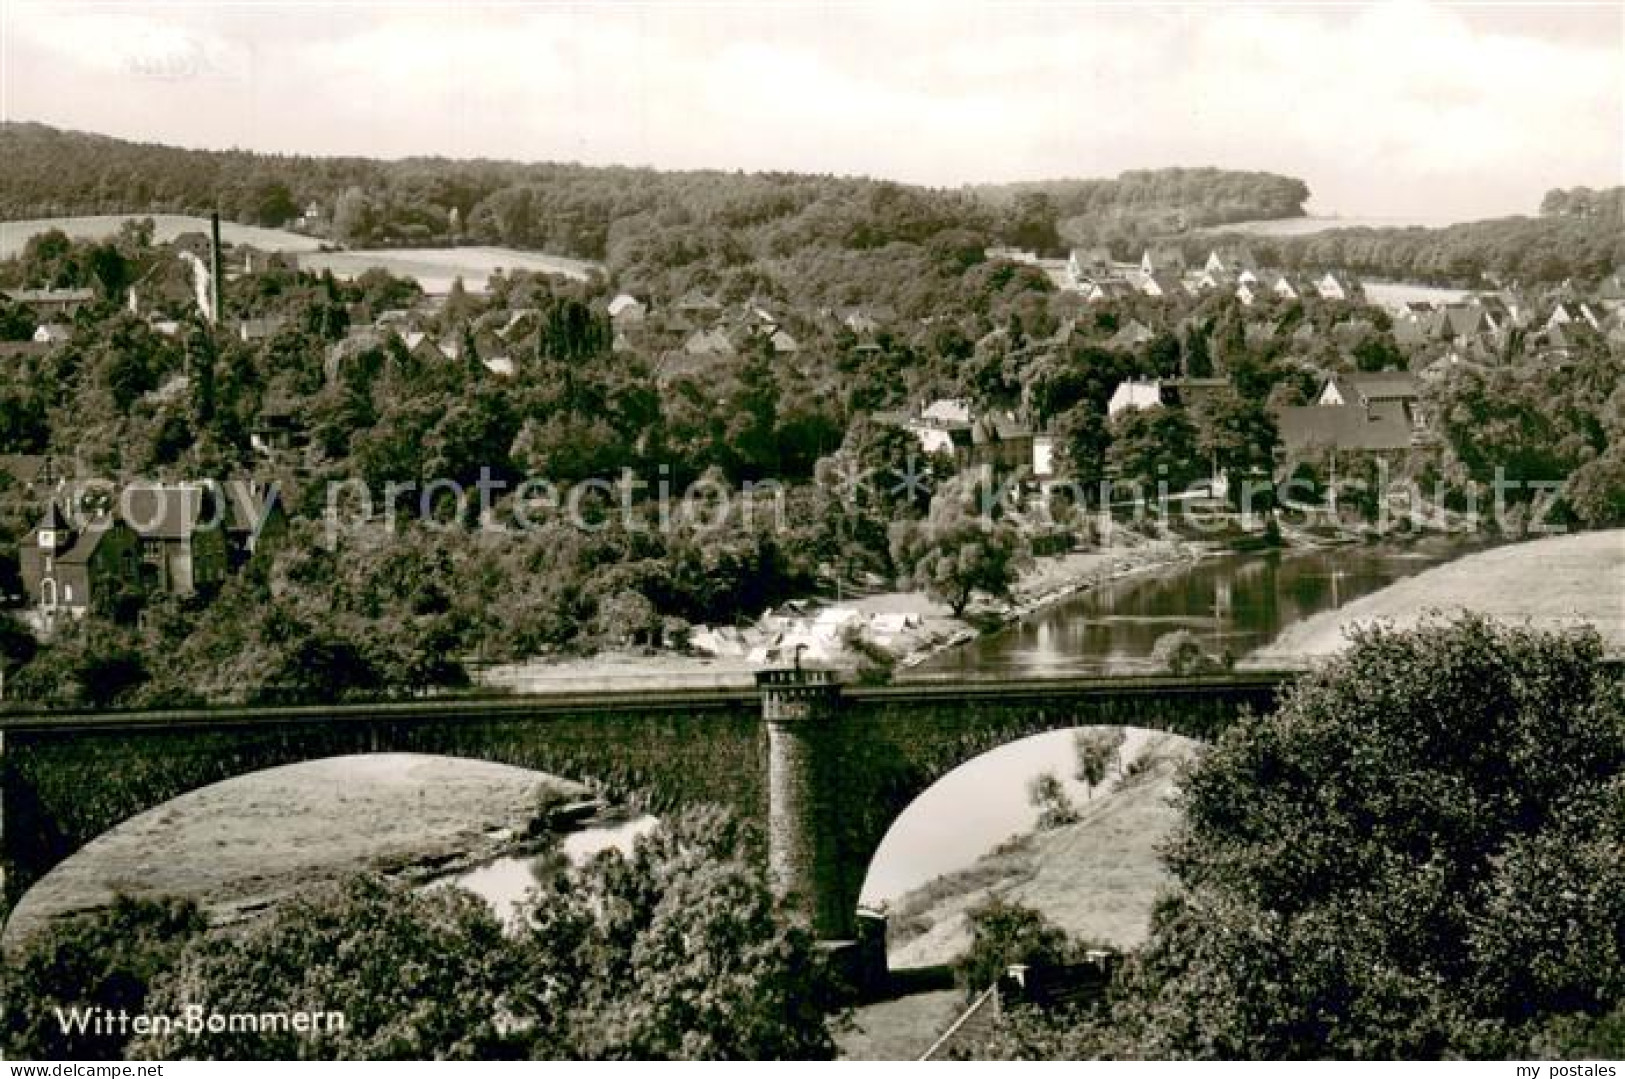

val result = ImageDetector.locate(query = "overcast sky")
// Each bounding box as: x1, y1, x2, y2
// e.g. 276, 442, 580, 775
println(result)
2, 1, 1620, 221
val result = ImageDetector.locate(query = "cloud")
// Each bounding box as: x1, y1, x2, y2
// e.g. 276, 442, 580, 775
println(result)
3, 1, 1618, 219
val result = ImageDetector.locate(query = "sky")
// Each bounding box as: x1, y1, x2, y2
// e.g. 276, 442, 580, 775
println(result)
1, 1, 1620, 222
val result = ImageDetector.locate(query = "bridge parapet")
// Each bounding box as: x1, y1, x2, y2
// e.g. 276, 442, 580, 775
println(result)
755, 667, 839, 723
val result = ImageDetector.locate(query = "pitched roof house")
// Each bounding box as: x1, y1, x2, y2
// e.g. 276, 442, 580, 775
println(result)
1107, 378, 1165, 416
1106, 319, 1156, 350
1316, 373, 1421, 408
1082, 279, 1137, 304
1267, 273, 1301, 301
3, 287, 94, 318
607, 293, 647, 322
1316, 272, 1356, 302
121, 483, 230, 596
19, 502, 141, 621
1274, 401, 1416, 460
1140, 246, 1187, 275
1139, 271, 1183, 299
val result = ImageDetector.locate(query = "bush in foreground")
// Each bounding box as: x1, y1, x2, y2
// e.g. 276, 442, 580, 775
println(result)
975, 615, 1625, 1059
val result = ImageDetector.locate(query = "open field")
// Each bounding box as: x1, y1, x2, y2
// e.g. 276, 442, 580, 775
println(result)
0, 214, 327, 256
1199, 213, 1459, 237
3, 754, 578, 948
1251, 530, 1625, 662
1362, 280, 1472, 309
882, 732, 1201, 970
297, 246, 600, 291
0, 215, 602, 293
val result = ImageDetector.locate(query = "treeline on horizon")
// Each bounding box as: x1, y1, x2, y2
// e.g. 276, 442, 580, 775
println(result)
1201, 197, 1624, 287
0, 123, 1311, 260
3, 124, 1617, 288
976, 168, 1311, 243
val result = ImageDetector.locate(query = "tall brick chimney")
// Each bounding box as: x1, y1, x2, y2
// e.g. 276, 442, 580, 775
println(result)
209, 211, 223, 325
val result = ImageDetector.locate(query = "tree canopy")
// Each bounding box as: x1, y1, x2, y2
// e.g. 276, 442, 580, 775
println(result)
1051, 616, 1625, 1060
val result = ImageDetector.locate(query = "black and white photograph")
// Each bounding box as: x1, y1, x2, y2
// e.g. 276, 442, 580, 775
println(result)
0, 0, 1621, 1065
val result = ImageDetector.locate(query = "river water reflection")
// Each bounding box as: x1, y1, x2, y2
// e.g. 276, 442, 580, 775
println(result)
912, 537, 1481, 678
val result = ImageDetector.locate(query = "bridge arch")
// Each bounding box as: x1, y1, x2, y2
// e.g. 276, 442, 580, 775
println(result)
0, 692, 768, 930
774, 677, 1281, 940
2, 752, 596, 946
2, 673, 1289, 950
855, 726, 1206, 965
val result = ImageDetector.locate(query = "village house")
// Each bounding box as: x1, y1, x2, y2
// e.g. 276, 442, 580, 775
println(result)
683, 326, 736, 357
1139, 270, 1183, 300
237, 315, 287, 343
3, 287, 94, 319
18, 501, 142, 621
606, 293, 647, 323
768, 328, 801, 355
1107, 376, 1233, 417
1066, 246, 1114, 289
674, 289, 723, 323
1082, 278, 1138, 304
1140, 246, 1187, 276
1594, 273, 1625, 309
965, 411, 1037, 474
1273, 400, 1417, 466
1537, 319, 1599, 362
1203, 246, 1258, 279
1267, 273, 1301, 301
875, 398, 1047, 479
31, 322, 71, 346
1106, 318, 1156, 350
121, 483, 231, 596
1107, 377, 1164, 417
1316, 272, 1357, 302
1428, 303, 1496, 343
986, 246, 1041, 265
1316, 372, 1424, 424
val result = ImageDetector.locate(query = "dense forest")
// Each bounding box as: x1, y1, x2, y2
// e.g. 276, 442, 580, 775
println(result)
5, 124, 1613, 288
977, 168, 1309, 251
0, 124, 1309, 261
1196, 185, 1625, 286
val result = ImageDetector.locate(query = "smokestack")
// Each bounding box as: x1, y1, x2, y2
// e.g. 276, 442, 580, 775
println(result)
209, 211, 223, 325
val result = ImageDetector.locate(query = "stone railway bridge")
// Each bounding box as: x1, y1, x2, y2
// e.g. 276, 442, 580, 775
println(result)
0, 670, 1295, 954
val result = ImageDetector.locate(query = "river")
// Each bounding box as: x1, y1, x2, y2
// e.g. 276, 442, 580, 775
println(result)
427, 815, 660, 929
448, 538, 1485, 919
854, 536, 1486, 907
912, 536, 1480, 679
